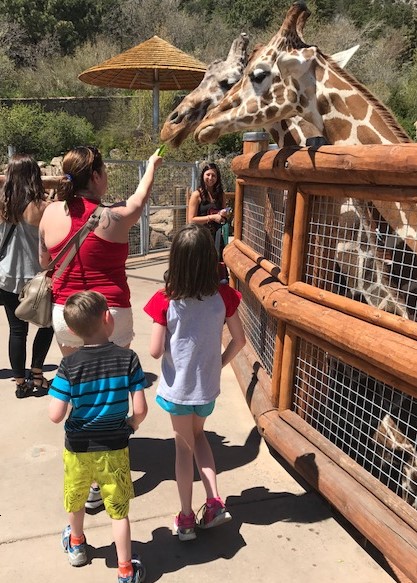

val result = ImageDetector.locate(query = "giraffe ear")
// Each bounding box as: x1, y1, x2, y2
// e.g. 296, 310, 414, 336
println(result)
330, 45, 360, 69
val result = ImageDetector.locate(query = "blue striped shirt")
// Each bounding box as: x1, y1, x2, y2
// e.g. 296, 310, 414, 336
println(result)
49, 342, 147, 452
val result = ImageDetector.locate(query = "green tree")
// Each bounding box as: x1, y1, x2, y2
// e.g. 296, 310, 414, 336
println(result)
0, 104, 95, 161
0, 0, 116, 57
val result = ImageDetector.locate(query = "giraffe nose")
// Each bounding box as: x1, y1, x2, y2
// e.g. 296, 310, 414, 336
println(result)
169, 111, 181, 123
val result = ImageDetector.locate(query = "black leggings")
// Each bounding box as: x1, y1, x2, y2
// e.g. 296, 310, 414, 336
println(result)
1, 289, 54, 379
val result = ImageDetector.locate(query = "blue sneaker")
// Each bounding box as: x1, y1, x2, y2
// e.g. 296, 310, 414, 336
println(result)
61, 525, 88, 567
118, 556, 146, 583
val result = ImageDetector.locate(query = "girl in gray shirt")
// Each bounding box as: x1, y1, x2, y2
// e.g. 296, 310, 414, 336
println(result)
144, 223, 245, 542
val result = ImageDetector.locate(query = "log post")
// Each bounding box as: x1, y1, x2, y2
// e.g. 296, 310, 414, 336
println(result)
288, 190, 309, 285
242, 131, 270, 155
278, 328, 297, 411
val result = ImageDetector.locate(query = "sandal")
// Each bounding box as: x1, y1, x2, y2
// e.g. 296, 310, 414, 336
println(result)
29, 370, 51, 390
15, 380, 30, 399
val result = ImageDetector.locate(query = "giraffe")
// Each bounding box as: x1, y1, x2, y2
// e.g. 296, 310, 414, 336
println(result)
160, 22, 359, 148
193, 0, 417, 507
194, 1, 410, 148
194, 0, 417, 319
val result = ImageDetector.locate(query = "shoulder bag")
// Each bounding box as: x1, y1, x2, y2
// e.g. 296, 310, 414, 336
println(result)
15, 204, 105, 328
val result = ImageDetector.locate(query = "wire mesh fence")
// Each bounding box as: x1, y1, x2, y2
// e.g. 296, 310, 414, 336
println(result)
237, 280, 278, 377
104, 159, 197, 257
242, 185, 286, 267
304, 196, 417, 320
293, 337, 417, 510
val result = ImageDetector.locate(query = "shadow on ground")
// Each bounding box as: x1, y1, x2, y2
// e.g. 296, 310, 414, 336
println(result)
129, 427, 262, 496
88, 485, 331, 582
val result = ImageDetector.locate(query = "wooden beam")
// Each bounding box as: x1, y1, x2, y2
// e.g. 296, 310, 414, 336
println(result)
225, 245, 417, 388
288, 190, 309, 285
279, 184, 297, 285
266, 290, 417, 389
290, 281, 417, 342
231, 143, 417, 187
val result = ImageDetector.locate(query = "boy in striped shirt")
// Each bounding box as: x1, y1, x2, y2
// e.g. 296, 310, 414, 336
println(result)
48, 290, 147, 583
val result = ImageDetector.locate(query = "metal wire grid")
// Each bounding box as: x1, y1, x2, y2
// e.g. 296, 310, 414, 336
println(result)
103, 160, 196, 256
237, 281, 278, 376
104, 160, 142, 256
304, 196, 417, 320
293, 338, 417, 508
242, 185, 286, 267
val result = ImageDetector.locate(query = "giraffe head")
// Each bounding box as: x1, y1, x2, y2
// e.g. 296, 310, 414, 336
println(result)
194, 1, 322, 144
160, 33, 249, 148
195, 1, 409, 146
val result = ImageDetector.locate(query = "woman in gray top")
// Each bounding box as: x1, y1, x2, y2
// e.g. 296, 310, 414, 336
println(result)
0, 154, 54, 398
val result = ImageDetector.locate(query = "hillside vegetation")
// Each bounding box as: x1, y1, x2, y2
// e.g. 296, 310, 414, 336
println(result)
1, 0, 417, 159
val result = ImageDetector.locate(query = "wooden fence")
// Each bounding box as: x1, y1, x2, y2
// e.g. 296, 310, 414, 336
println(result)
225, 139, 417, 582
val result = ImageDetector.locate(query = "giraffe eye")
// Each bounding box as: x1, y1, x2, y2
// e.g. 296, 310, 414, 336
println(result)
251, 68, 271, 84
219, 79, 235, 91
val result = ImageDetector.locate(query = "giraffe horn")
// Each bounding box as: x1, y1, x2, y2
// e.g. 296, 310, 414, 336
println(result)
226, 32, 249, 67
278, 1, 310, 45
296, 5, 311, 41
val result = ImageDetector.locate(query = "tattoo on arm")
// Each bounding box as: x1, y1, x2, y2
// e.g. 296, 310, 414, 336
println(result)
100, 208, 122, 230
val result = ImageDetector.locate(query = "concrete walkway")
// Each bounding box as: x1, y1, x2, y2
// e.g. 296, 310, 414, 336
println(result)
0, 254, 396, 582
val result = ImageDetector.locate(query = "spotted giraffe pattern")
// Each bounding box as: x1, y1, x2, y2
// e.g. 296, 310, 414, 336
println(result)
194, 1, 417, 319
161, 13, 359, 149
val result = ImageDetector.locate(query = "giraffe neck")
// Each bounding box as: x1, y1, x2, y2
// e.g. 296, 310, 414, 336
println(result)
301, 52, 410, 146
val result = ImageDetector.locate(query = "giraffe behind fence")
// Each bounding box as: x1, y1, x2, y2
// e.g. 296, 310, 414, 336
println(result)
194, 0, 417, 321
192, 1, 417, 509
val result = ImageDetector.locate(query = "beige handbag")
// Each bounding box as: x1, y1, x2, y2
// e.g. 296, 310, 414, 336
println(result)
15, 205, 105, 327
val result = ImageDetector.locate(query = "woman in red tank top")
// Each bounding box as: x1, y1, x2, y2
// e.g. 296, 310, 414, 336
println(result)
39, 146, 163, 357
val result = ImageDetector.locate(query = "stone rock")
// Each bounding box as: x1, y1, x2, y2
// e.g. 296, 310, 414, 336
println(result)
151, 222, 173, 237
150, 229, 169, 249
50, 156, 63, 168
150, 209, 172, 224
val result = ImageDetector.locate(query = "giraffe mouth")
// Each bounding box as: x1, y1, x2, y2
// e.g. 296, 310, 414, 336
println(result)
160, 123, 188, 148
194, 124, 220, 144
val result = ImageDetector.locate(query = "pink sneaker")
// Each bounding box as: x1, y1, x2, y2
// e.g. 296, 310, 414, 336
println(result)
197, 497, 232, 529
173, 511, 196, 541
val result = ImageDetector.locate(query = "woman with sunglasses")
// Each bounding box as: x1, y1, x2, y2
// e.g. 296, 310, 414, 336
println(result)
39, 145, 163, 357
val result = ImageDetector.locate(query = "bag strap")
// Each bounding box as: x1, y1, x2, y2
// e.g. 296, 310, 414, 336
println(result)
0, 201, 31, 261
0, 224, 17, 261
46, 204, 106, 278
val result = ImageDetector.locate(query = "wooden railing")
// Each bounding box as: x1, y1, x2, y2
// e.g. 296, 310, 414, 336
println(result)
225, 139, 417, 581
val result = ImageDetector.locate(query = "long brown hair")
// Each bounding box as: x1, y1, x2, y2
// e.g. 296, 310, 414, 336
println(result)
198, 163, 224, 206
57, 145, 104, 201
0, 154, 45, 224
165, 224, 219, 300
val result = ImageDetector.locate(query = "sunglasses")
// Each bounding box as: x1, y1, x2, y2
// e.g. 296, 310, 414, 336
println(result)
73, 145, 99, 155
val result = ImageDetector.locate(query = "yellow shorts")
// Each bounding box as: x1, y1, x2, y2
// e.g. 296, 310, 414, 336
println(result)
63, 447, 134, 520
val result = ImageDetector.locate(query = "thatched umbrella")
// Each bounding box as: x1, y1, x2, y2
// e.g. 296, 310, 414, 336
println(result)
78, 36, 207, 131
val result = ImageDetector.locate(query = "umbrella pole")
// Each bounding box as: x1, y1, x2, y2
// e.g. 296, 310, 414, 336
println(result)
153, 71, 160, 134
